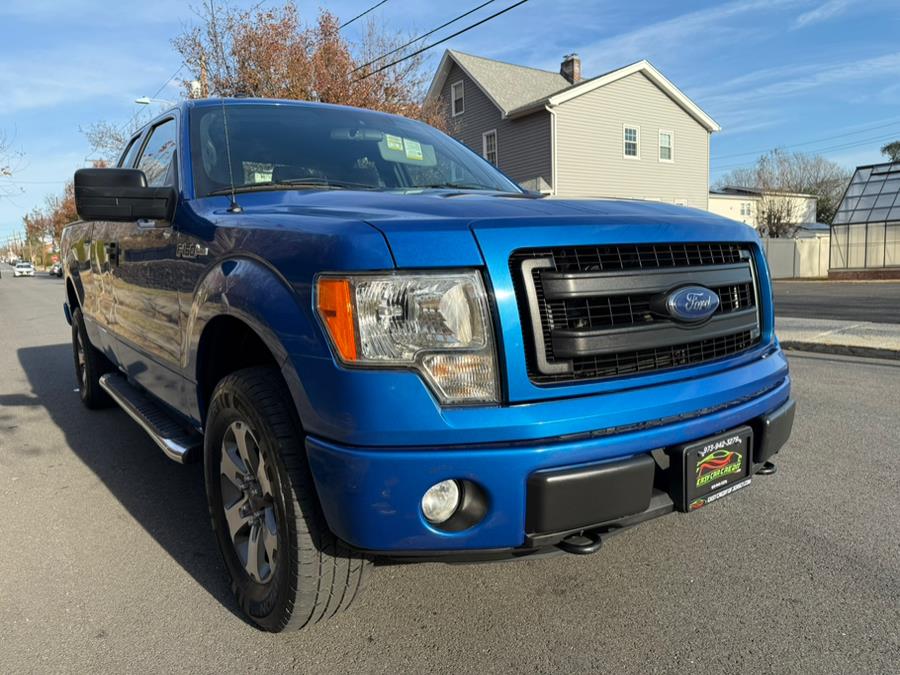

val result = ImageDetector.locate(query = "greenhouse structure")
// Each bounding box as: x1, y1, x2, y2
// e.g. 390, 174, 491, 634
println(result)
830, 161, 900, 278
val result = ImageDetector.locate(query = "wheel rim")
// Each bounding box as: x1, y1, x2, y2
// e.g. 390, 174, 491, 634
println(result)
75, 331, 87, 389
220, 420, 278, 584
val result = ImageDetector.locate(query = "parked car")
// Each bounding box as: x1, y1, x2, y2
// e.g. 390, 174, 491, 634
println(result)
49, 262, 63, 277
62, 98, 795, 633
13, 262, 35, 277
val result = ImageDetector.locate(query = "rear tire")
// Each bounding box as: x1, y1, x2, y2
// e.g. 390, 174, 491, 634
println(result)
71, 307, 113, 409
203, 367, 371, 632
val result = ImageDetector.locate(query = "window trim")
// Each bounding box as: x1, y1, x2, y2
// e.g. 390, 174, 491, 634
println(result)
658, 129, 674, 163
482, 129, 498, 165
134, 116, 179, 188
623, 124, 640, 160
117, 134, 143, 168
451, 80, 465, 117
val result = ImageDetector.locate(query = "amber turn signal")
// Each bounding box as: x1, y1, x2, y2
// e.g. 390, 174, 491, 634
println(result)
316, 278, 357, 362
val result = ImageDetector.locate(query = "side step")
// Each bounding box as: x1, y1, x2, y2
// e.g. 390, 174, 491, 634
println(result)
99, 373, 203, 464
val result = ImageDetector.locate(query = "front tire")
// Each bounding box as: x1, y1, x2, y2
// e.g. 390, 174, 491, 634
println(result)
71, 307, 113, 409
204, 367, 370, 632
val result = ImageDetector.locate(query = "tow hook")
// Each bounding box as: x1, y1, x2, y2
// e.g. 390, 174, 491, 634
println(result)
758, 461, 777, 475
557, 530, 604, 555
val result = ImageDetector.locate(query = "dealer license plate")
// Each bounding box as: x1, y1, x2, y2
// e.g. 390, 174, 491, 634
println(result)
673, 426, 753, 511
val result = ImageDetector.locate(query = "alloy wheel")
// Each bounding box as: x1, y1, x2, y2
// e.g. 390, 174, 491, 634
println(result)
75, 331, 87, 389
219, 420, 279, 583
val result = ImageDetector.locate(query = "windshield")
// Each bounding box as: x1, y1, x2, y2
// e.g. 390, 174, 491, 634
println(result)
189, 103, 521, 198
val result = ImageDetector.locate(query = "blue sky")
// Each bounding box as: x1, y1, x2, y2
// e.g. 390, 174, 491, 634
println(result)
1, 0, 898, 241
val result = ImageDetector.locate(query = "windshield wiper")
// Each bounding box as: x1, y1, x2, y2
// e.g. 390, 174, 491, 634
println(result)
413, 182, 501, 191
280, 178, 380, 190
209, 178, 379, 196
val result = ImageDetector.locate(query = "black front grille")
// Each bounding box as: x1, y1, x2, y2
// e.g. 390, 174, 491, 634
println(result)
536, 242, 745, 274
510, 243, 761, 385
549, 282, 755, 331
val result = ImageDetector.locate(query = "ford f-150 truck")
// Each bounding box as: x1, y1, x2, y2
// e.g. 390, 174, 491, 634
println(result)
62, 98, 794, 632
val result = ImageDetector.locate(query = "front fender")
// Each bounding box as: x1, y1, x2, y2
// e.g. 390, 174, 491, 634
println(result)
184, 256, 327, 426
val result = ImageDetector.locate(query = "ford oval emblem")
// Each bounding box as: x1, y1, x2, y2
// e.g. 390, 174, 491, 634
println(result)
666, 286, 720, 322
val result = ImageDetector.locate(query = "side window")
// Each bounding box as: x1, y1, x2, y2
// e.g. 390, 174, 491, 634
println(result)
451, 81, 464, 117
118, 134, 142, 168
624, 125, 640, 158
658, 130, 674, 162
482, 129, 498, 166
136, 119, 177, 187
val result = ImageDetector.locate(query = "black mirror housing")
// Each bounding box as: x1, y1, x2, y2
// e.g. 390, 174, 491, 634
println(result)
74, 168, 176, 222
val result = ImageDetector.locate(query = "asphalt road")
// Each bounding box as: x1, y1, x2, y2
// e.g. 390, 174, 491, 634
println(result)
2, 273, 899, 674
774, 280, 900, 324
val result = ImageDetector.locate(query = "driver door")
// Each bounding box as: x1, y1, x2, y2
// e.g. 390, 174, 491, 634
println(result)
107, 116, 184, 407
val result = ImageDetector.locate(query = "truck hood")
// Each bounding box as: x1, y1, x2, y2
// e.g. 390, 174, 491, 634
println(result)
213, 189, 758, 267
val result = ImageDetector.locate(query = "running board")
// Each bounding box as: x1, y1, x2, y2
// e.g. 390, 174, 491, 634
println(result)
99, 373, 202, 464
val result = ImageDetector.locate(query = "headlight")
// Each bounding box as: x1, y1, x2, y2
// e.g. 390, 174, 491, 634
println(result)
316, 271, 499, 404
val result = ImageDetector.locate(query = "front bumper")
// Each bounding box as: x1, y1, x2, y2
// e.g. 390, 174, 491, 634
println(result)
306, 376, 793, 555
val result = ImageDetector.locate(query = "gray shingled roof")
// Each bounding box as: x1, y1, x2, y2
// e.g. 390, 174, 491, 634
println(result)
447, 50, 570, 115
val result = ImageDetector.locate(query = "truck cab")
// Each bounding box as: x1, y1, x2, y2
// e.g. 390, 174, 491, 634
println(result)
62, 98, 794, 632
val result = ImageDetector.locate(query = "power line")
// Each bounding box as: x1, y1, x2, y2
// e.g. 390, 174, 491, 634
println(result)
713, 116, 900, 161
352, 0, 498, 74
355, 0, 530, 81
0, 179, 66, 185
714, 130, 900, 172
119, 63, 185, 135
340, 0, 390, 29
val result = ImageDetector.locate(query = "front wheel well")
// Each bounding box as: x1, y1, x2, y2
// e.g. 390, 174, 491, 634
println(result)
66, 278, 80, 310
196, 316, 280, 424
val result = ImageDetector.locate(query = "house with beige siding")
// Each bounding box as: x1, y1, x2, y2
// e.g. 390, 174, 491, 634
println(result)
709, 187, 818, 228
426, 50, 720, 209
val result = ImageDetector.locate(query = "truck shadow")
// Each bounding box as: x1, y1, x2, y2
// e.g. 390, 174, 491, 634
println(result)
16, 343, 249, 625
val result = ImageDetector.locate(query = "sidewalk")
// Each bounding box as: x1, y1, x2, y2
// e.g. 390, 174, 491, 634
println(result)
776, 316, 900, 360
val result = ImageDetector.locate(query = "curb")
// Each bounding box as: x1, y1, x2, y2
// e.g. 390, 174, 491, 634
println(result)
780, 340, 900, 361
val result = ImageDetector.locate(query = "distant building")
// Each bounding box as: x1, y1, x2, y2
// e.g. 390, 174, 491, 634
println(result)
426, 50, 720, 208
708, 187, 817, 228
829, 161, 900, 278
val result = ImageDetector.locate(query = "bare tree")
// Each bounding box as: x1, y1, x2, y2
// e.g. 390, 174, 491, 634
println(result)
881, 140, 900, 162
717, 149, 851, 230
81, 120, 134, 164
0, 130, 24, 199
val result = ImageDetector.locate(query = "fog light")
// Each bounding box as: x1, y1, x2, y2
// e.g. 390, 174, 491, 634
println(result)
421, 480, 461, 524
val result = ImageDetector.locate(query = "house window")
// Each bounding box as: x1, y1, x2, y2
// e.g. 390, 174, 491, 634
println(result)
740, 202, 752, 216
451, 81, 464, 117
482, 129, 497, 165
659, 130, 673, 162
624, 125, 639, 158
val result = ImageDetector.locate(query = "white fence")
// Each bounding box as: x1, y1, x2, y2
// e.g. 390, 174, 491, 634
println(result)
760, 236, 830, 279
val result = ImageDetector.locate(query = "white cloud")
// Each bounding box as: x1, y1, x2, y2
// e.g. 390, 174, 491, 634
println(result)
700, 52, 900, 115
792, 0, 853, 29
0, 46, 177, 115
577, 0, 806, 70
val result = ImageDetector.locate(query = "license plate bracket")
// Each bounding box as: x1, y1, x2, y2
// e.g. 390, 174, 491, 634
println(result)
668, 426, 753, 512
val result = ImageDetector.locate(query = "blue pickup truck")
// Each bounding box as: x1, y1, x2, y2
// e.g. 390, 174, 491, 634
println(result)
62, 98, 794, 632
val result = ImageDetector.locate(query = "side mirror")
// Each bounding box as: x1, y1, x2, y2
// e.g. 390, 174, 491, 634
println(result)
74, 168, 176, 223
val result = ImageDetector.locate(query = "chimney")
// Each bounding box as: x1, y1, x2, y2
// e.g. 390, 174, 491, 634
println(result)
560, 53, 582, 84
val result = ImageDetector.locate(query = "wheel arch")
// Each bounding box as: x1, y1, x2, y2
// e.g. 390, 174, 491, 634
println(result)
186, 256, 320, 428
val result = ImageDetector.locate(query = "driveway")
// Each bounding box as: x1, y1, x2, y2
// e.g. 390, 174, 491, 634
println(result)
774, 280, 900, 324
1, 276, 899, 673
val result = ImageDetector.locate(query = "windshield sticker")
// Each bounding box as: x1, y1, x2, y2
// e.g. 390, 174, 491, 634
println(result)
404, 138, 423, 161
385, 134, 403, 152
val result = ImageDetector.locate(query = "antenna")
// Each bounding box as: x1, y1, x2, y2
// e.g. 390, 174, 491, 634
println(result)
220, 98, 242, 213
